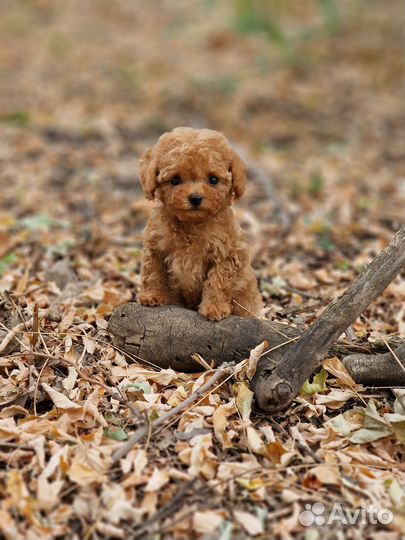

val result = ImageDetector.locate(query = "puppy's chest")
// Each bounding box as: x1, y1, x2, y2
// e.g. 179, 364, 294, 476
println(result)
164, 239, 211, 290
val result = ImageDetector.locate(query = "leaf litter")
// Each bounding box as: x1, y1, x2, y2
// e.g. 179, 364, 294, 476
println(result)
0, 1, 404, 539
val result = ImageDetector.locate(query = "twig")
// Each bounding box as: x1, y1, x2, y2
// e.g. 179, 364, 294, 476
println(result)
3, 290, 30, 333
191, 353, 212, 371
260, 336, 300, 357
380, 335, 405, 374
232, 299, 291, 339
153, 364, 242, 437
284, 285, 320, 300
111, 363, 236, 463
323, 361, 367, 406
0, 320, 32, 354
0, 442, 33, 451
33, 358, 49, 416
31, 303, 39, 347
288, 425, 321, 463
33, 324, 54, 415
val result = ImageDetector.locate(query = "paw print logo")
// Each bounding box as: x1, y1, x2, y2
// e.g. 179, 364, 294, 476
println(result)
299, 503, 325, 527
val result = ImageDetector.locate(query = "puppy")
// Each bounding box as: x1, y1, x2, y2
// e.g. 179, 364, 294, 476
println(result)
138, 127, 263, 321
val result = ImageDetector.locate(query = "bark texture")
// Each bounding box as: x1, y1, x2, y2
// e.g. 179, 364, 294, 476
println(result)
107, 302, 299, 371
343, 343, 405, 386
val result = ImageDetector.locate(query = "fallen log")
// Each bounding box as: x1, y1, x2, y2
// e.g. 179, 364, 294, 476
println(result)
107, 303, 300, 371
343, 343, 405, 386
107, 303, 405, 403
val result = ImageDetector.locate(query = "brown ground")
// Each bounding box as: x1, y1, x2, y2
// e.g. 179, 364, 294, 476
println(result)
0, 1, 404, 539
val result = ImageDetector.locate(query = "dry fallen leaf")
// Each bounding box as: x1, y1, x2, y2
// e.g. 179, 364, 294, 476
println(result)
41, 383, 82, 410
213, 399, 237, 448
316, 388, 357, 409
308, 464, 341, 485
193, 511, 224, 535
234, 510, 264, 536
68, 460, 106, 486
144, 467, 170, 492
235, 381, 254, 423
323, 357, 358, 388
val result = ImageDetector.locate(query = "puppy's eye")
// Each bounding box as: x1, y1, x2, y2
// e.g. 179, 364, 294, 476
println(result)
209, 175, 219, 186
170, 175, 182, 186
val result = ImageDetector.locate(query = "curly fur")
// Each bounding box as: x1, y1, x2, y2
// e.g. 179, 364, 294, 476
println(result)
138, 127, 263, 321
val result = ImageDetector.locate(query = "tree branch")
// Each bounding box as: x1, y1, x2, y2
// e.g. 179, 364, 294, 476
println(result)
251, 225, 405, 412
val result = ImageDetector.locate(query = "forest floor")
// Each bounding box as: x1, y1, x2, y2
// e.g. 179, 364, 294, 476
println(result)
0, 1, 404, 539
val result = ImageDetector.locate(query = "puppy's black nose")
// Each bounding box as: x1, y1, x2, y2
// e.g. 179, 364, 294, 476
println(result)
189, 194, 203, 207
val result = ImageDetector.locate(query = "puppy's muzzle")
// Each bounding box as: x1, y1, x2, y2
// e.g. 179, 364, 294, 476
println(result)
189, 194, 203, 207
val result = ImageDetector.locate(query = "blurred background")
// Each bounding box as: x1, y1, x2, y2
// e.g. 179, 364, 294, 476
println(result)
0, 0, 404, 333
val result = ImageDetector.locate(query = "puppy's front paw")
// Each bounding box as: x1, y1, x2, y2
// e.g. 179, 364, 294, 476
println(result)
138, 291, 171, 307
199, 302, 231, 321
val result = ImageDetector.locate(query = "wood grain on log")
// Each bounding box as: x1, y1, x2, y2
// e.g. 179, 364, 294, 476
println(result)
343, 343, 405, 386
107, 303, 299, 371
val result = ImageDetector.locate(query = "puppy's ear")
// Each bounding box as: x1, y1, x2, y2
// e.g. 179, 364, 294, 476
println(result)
139, 148, 158, 200
230, 150, 247, 200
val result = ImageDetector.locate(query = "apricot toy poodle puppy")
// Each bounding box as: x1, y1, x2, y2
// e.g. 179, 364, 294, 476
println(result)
138, 127, 263, 321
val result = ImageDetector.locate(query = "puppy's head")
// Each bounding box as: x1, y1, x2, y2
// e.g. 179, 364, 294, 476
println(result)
139, 127, 246, 222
